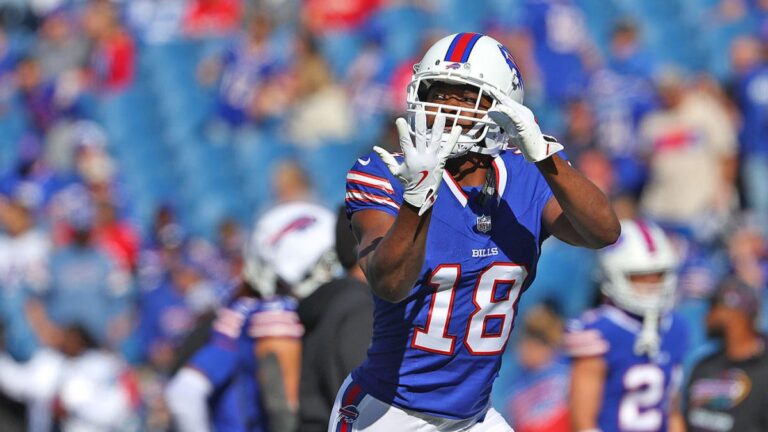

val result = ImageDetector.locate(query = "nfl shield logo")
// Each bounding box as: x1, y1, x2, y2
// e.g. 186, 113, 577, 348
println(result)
476, 215, 492, 233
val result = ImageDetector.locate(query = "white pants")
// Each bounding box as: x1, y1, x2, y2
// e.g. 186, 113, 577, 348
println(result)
328, 376, 513, 432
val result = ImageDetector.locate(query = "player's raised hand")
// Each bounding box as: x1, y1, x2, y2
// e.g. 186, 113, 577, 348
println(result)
373, 111, 461, 215
487, 91, 563, 163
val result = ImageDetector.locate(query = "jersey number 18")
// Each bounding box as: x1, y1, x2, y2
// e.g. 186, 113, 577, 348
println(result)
412, 263, 527, 356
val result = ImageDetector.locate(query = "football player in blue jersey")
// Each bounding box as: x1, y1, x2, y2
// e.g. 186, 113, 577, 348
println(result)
166, 202, 339, 432
565, 219, 687, 432
332, 32, 620, 431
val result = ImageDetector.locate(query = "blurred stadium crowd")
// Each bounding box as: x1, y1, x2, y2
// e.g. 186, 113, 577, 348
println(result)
0, 0, 766, 430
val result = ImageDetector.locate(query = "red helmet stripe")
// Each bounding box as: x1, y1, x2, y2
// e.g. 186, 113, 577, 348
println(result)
634, 219, 657, 253
445, 33, 483, 63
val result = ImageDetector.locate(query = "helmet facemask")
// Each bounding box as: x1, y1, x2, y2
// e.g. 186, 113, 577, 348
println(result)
602, 268, 677, 317
405, 74, 509, 158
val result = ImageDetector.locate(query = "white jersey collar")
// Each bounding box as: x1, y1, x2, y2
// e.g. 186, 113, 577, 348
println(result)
443, 154, 507, 208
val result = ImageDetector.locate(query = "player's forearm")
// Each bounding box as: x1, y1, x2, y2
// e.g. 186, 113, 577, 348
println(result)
668, 409, 686, 432
570, 357, 606, 432
537, 155, 620, 248
366, 204, 431, 303
571, 400, 600, 432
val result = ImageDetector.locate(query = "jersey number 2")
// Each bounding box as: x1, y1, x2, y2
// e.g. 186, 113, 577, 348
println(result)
411, 263, 527, 356
619, 364, 665, 431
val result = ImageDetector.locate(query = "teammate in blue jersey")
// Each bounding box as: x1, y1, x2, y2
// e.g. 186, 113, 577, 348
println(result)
166, 202, 339, 432
331, 32, 620, 431
565, 219, 688, 432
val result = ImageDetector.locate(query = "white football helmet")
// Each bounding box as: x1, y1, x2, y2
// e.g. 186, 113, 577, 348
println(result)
599, 219, 679, 356
243, 202, 340, 299
406, 32, 524, 158
599, 219, 679, 316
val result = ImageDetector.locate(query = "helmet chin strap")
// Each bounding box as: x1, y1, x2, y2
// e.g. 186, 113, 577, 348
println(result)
634, 308, 661, 357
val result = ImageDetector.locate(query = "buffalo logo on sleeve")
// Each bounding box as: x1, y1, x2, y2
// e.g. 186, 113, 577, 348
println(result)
336, 383, 366, 430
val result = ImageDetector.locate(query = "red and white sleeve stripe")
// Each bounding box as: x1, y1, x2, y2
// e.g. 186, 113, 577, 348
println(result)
345, 190, 400, 210
563, 329, 610, 357
248, 310, 305, 339
346, 171, 395, 195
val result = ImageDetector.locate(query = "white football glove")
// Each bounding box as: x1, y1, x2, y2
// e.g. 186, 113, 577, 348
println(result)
487, 91, 563, 163
373, 111, 461, 216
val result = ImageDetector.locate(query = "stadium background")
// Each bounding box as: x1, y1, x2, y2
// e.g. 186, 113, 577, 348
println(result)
0, 0, 766, 430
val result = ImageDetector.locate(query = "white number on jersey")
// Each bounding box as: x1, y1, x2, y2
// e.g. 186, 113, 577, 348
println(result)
619, 364, 665, 431
411, 263, 527, 355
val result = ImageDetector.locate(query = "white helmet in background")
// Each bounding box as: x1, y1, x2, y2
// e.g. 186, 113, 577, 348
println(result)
244, 202, 340, 299
599, 219, 679, 315
406, 32, 524, 158
599, 219, 679, 356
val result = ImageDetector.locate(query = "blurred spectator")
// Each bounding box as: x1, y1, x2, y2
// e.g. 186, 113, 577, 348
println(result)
0, 324, 140, 432
209, 217, 245, 287
82, 1, 136, 92
726, 218, 768, 292
575, 149, 616, 197
199, 13, 282, 128
1, 135, 71, 215
588, 20, 657, 196
137, 256, 216, 373
297, 206, 373, 432
303, 0, 380, 33
44, 120, 109, 180
93, 199, 139, 272
270, 159, 313, 204
0, 25, 18, 113
125, 0, 186, 44
26, 202, 133, 351
0, 192, 49, 360
0, 24, 19, 115
346, 34, 395, 119
684, 277, 768, 432
283, 33, 354, 146
182, 0, 242, 39
16, 57, 79, 133
728, 36, 768, 228
606, 19, 657, 79
561, 97, 597, 162
638, 69, 738, 234
137, 206, 187, 292
33, 10, 88, 81
520, 0, 595, 103
501, 305, 570, 432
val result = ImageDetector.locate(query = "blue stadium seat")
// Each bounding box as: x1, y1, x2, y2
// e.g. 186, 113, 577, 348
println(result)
428, 0, 488, 33
319, 31, 364, 78
369, 6, 429, 63
299, 142, 359, 206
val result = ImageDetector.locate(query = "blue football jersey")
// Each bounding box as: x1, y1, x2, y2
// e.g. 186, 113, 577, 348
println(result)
345, 150, 554, 419
565, 305, 688, 432
188, 296, 303, 432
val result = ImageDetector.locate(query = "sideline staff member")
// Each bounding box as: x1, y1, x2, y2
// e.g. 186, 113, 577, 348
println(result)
684, 277, 768, 432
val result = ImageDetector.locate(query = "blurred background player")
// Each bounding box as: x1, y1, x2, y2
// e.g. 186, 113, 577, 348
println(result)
165, 201, 338, 432
297, 206, 373, 432
566, 218, 687, 432
334, 32, 618, 432
684, 276, 768, 432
